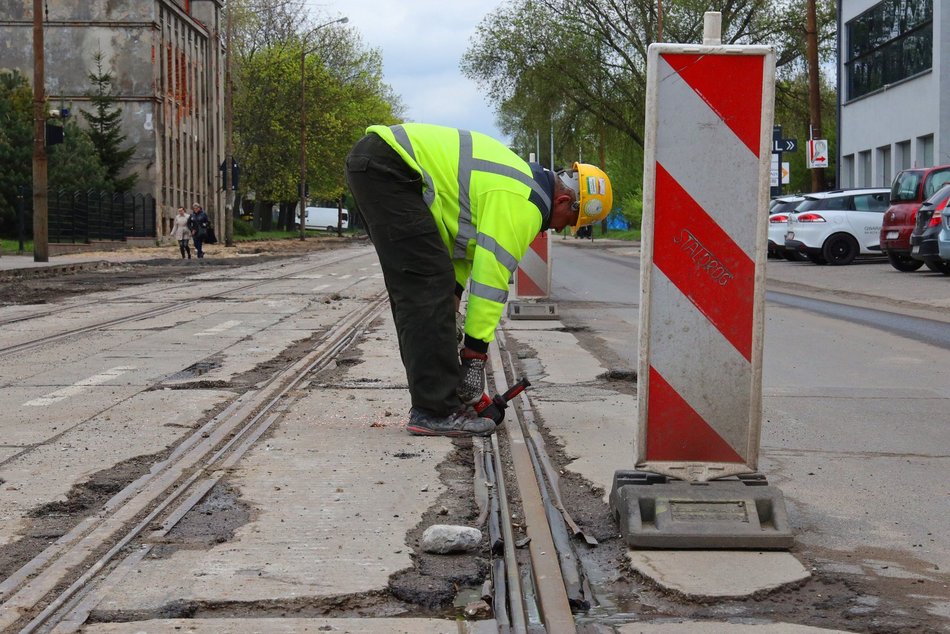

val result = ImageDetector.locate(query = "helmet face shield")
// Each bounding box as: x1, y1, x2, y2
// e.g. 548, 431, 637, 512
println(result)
557, 163, 613, 232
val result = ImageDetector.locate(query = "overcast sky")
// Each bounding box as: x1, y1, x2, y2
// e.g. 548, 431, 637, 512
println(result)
306, 0, 509, 143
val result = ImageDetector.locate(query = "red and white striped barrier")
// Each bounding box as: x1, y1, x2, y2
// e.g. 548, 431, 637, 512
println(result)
637, 43, 775, 482
515, 231, 552, 298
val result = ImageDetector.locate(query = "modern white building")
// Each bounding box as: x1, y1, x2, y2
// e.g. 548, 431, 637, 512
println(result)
837, 0, 948, 187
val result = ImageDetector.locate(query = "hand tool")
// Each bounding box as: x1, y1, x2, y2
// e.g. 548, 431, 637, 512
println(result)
473, 377, 530, 425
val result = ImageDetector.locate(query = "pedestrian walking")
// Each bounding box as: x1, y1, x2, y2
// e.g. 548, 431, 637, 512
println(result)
171, 206, 192, 259
345, 123, 612, 437
187, 202, 211, 259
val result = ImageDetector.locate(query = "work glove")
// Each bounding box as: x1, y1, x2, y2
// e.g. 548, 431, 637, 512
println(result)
458, 348, 487, 405
455, 312, 465, 345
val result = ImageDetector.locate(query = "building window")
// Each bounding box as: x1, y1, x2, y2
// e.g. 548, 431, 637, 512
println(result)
877, 145, 892, 186
896, 140, 911, 169
859, 151, 872, 187
916, 134, 934, 167
845, 0, 932, 100
842, 154, 855, 188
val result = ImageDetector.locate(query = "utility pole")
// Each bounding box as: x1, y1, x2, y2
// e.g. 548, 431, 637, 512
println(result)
32, 0, 49, 262
299, 46, 308, 240
224, 1, 234, 246
806, 0, 825, 192
598, 123, 607, 235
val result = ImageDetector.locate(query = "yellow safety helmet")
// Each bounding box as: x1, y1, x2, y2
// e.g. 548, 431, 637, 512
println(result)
557, 162, 613, 231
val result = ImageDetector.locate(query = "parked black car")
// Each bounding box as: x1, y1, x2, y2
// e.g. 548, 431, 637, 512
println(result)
909, 184, 950, 275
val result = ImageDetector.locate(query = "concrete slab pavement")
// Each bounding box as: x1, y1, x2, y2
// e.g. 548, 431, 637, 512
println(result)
96, 386, 449, 612
0, 389, 232, 547
90, 318, 476, 632
624, 550, 810, 598
6, 239, 938, 627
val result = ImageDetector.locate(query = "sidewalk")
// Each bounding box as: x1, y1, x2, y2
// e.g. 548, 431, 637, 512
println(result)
0, 239, 306, 279
0, 247, 179, 277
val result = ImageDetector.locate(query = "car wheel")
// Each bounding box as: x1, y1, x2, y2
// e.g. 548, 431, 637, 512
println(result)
327, 226, 336, 233
887, 251, 925, 272
783, 250, 807, 262
925, 260, 950, 275
806, 252, 827, 265
923, 260, 950, 273
822, 234, 859, 265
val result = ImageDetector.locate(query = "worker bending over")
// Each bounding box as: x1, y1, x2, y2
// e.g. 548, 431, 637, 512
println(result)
346, 123, 612, 437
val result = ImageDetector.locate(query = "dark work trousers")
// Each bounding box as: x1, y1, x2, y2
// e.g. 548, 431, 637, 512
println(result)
193, 236, 204, 258
345, 133, 461, 416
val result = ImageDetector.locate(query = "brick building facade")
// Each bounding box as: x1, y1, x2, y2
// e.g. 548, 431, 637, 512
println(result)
0, 0, 226, 239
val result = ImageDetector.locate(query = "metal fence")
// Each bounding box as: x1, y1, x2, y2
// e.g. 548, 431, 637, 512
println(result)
47, 190, 156, 243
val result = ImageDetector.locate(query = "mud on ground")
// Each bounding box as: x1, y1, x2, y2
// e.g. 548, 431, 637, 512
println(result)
0, 237, 357, 306
0, 451, 173, 582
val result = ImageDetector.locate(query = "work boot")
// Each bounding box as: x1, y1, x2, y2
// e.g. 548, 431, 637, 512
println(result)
406, 407, 496, 437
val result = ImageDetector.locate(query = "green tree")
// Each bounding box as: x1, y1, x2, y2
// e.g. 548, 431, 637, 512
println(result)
230, 1, 402, 226
0, 71, 33, 236
81, 51, 138, 192
48, 118, 109, 193
233, 47, 300, 204
462, 0, 838, 198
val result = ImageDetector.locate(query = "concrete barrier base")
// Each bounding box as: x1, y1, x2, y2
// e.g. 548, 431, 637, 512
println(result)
507, 301, 559, 320
610, 470, 794, 549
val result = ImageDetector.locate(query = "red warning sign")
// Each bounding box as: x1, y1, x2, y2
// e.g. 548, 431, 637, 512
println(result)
637, 45, 775, 481
514, 231, 551, 298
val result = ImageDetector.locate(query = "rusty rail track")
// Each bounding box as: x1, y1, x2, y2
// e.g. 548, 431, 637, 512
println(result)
482, 328, 591, 633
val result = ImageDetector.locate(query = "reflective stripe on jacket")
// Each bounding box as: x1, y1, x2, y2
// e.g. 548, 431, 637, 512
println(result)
367, 123, 550, 345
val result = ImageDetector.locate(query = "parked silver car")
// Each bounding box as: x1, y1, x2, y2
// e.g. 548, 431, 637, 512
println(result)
909, 184, 950, 275
767, 195, 805, 260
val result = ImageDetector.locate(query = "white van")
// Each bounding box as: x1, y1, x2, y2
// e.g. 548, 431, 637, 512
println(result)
301, 206, 349, 232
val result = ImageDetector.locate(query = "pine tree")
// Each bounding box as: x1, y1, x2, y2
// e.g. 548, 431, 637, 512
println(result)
0, 70, 33, 234
81, 51, 138, 192
49, 119, 109, 193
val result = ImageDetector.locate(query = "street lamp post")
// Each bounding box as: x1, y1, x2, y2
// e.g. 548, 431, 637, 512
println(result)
299, 16, 348, 240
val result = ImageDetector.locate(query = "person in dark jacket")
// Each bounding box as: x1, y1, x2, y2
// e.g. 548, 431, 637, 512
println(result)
187, 202, 211, 259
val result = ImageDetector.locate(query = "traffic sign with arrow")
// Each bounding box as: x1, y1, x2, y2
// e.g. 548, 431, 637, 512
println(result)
807, 139, 829, 168
772, 138, 797, 153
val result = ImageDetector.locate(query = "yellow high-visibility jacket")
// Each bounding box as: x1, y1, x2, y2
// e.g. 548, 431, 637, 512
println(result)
367, 123, 552, 349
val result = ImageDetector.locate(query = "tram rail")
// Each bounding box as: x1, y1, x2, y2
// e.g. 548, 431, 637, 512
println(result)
0, 292, 388, 632
481, 329, 591, 633
0, 250, 370, 358
2, 252, 589, 631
